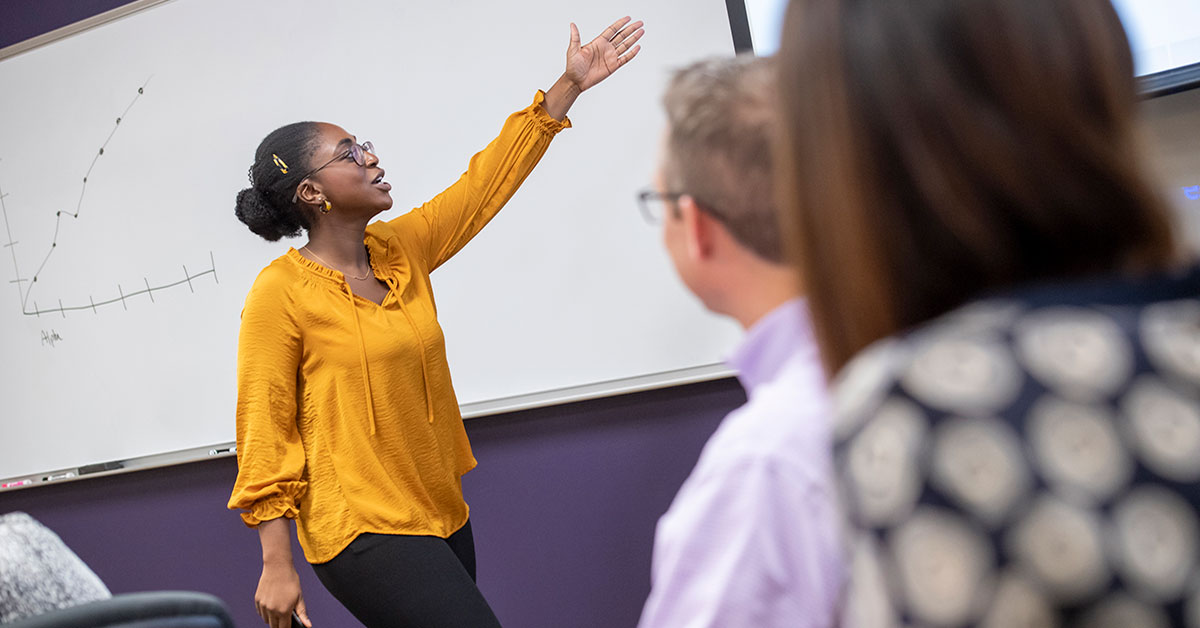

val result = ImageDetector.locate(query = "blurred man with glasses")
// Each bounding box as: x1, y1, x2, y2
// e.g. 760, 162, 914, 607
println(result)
637, 56, 842, 628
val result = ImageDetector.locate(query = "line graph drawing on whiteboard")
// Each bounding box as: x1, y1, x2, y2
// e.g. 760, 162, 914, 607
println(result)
0, 78, 218, 318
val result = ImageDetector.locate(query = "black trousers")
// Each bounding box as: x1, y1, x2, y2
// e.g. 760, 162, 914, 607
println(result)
312, 521, 502, 628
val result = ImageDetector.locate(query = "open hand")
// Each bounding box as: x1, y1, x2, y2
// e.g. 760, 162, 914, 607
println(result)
565, 16, 644, 92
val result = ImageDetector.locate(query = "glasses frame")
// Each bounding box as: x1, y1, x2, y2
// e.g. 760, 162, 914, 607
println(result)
636, 189, 683, 224
637, 188, 729, 226
290, 140, 375, 204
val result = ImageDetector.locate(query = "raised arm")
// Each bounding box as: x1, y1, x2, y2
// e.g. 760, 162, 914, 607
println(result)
385, 16, 643, 271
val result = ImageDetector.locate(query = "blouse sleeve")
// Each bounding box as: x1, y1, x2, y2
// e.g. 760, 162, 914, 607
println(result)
387, 90, 570, 271
226, 268, 307, 527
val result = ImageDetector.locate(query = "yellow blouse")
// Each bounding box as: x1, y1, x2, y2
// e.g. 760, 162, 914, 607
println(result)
228, 92, 570, 564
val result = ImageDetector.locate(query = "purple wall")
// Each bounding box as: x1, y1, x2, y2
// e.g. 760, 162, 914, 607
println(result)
0, 380, 743, 628
0, 0, 140, 48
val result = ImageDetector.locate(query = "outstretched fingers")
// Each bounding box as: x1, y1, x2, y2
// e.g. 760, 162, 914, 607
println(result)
598, 16, 633, 44
614, 27, 645, 56
611, 21, 644, 44
617, 45, 642, 68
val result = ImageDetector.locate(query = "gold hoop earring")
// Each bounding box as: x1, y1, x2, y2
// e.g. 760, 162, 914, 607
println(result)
321, 199, 332, 214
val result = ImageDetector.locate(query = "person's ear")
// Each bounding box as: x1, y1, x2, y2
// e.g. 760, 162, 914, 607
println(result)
294, 179, 324, 208
679, 195, 716, 262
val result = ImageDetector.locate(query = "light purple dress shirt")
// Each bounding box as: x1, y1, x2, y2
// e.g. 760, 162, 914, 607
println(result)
639, 299, 843, 628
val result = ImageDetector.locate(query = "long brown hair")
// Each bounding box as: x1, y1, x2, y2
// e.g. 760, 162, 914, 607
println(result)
775, 0, 1179, 372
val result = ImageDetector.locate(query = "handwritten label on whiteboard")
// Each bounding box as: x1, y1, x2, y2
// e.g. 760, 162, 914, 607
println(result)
40, 329, 62, 348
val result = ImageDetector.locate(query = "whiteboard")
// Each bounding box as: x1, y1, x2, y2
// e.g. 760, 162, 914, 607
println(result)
0, 0, 743, 485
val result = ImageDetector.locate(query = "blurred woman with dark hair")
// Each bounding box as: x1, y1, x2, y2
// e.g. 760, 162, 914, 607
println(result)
775, 0, 1200, 625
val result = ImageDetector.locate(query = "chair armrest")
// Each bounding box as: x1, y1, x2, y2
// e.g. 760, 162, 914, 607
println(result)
3, 591, 234, 628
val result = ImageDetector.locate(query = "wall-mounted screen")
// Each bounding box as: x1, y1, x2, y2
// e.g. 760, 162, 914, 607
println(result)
1113, 0, 1200, 78
734, 0, 1200, 95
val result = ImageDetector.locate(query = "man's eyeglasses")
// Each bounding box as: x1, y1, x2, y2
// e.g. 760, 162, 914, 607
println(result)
637, 188, 730, 226
636, 189, 684, 224
291, 140, 375, 203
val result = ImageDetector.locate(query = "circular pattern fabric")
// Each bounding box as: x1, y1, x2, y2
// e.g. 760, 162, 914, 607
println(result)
888, 507, 994, 626
843, 399, 928, 527
1027, 397, 1132, 504
930, 416, 1030, 526
833, 338, 908, 441
900, 335, 1022, 415
978, 572, 1055, 628
834, 284, 1200, 627
1008, 495, 1111, 604
1110, 487, 1198, 601
1078, 594, 1171, 628
1015, 307, 1134, 401
1142, 300, 1200, 387
1121, 377, 1200, 483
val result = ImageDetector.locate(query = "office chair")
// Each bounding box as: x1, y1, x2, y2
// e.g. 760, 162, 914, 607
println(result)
0, 512, 234, 627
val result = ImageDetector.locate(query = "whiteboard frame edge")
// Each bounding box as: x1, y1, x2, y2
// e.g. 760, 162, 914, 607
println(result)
0, 363, 736, 492
458, 362, 735, 418
0, 0, 175, 62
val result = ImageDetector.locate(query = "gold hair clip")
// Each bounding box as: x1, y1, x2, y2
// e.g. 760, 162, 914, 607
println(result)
272, 154, 289, 174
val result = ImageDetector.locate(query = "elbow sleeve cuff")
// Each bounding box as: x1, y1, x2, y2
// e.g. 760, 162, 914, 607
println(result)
236, 484, 306, 527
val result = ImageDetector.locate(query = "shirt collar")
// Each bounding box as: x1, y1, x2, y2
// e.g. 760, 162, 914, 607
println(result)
727, 298, 816, 392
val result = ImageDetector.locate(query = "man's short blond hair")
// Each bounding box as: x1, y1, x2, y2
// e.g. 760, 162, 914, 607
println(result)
662, 55, 782, 262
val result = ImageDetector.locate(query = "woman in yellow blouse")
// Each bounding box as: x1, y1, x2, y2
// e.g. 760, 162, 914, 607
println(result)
228, 17, 643, 628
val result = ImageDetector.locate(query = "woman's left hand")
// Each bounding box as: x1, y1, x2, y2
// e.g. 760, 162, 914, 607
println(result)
565, 16, 644, 92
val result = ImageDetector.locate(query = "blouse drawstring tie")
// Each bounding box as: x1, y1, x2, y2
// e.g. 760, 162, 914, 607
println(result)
346, 287, 378, 435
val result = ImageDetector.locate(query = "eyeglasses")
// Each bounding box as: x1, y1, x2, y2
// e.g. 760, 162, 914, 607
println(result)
637, 189, 684, 224
637, 188, 731, 226
291, 140, 375, 203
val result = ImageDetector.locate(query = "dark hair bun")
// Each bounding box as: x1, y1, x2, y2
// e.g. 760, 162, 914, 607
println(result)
237, 121, 321, 242
235, 186, 305, 242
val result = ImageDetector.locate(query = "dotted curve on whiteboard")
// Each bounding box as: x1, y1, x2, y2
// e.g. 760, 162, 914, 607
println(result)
0, 78, 218, 318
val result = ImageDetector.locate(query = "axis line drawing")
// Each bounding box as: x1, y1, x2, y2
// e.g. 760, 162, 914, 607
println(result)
1, 77, 219, 318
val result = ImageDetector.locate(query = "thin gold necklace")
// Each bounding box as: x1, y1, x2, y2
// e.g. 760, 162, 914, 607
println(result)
302, 245, 372, 281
